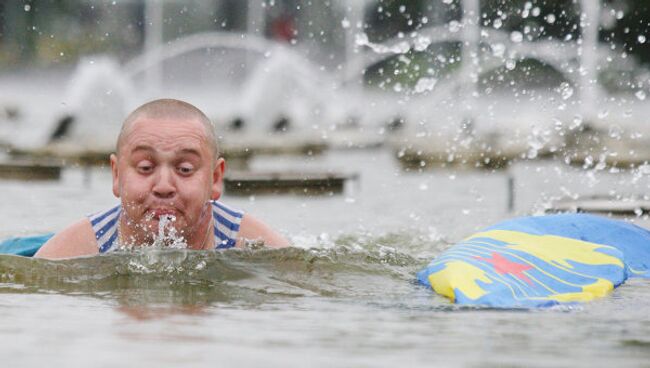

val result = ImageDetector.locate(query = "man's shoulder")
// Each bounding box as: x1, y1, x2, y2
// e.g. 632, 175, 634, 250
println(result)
34, 218, 99, 259
237, 214, 290, 248
209, 200, 288, 248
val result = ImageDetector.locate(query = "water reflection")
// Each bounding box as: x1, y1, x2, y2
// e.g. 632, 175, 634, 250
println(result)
116, 304, 208, 321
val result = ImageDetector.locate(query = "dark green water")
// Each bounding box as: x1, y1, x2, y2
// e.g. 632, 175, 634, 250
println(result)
2, 244, 650, 367
0, 245, 426, 305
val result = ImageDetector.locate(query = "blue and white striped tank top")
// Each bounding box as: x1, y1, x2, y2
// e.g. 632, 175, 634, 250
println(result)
87, 201, 244, 253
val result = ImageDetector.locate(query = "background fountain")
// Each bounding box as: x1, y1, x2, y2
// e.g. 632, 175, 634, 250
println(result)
344, 0, 650, 170
2, 0, 650, 173
58, 57, 136, 151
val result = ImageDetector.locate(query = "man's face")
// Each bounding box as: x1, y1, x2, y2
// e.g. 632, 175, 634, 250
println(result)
110, 117, 224, 242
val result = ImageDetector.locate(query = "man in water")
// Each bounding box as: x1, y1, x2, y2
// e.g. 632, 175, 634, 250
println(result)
35, 99, 290, 259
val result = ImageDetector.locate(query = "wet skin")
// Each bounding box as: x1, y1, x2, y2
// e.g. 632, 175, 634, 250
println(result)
111, 117, 224, 248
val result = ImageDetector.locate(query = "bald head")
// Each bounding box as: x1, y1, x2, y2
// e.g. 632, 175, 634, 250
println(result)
116, 99, 219, 160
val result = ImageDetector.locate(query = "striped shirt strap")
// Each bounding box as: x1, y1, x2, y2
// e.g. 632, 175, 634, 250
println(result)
211, 200, 244, 249
87, 205, 121, 253
87, 201, 243, 252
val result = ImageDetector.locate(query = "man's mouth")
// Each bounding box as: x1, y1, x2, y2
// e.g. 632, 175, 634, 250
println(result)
146, 207, 178, 220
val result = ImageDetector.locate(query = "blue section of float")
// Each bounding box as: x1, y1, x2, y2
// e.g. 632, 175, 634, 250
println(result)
418, 214, 650, 308
485, 214, 650, 277
0, 233, 53, 257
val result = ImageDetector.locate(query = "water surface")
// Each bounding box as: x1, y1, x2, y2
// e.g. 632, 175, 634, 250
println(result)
2, 150, 650, 367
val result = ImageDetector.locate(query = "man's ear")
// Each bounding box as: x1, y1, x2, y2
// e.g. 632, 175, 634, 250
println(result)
110, 153, 120, 198
211, 157, 226, 200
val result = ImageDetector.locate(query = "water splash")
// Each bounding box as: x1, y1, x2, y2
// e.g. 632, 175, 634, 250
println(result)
151, 215, 187, 249
0, 228, 452, 305
118, 215, 188, 251
0, 242, 433, 305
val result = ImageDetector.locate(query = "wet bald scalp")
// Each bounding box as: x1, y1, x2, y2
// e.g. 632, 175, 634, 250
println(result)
116, 99, 219, 161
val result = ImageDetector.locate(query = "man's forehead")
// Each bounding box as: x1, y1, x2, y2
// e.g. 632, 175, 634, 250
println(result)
116, 106, 218, 161
119, 117, 211, 152
126, 116, 207, 134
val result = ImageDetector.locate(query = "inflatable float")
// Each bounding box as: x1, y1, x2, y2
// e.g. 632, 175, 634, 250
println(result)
0, 233, 53, 257
418, 214, 650, 308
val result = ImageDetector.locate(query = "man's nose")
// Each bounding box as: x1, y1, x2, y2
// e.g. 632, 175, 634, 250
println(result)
152, 167, 176, 198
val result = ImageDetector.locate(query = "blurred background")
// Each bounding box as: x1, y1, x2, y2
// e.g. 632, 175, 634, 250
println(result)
2, 0, 650, 231
1, 0, 649, 154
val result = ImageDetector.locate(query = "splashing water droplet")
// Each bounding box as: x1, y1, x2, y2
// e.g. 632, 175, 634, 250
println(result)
635, 90, 646, 101
510, 31, 523, 43
545, 14, 556, 24
637, 163, 650, 176
413, 35, 431, 51
152, 215, 188, 249
608, 125, 623, 139
598, 109, 609, 119
492, 43, 506, 58
414, 77, 437, 93
558, 82, 574, 100
448, 20, 461, 33
354, 33, 369, 46
570, 115, 584, 130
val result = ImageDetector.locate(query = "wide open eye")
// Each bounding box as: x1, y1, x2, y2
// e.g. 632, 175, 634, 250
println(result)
177, 163, 195, 175
136, 161, 154, 174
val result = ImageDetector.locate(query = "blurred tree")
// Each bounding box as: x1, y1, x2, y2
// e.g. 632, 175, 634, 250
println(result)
481, 0, 581, 41
604, 0, 650, 65
364, 0, 436, 43
0, 0, 649, 70
481, 0, 650, 66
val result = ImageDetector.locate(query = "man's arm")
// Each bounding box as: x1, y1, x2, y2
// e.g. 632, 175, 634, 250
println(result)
237, 214, 291, 248
34, 218, 100, 259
